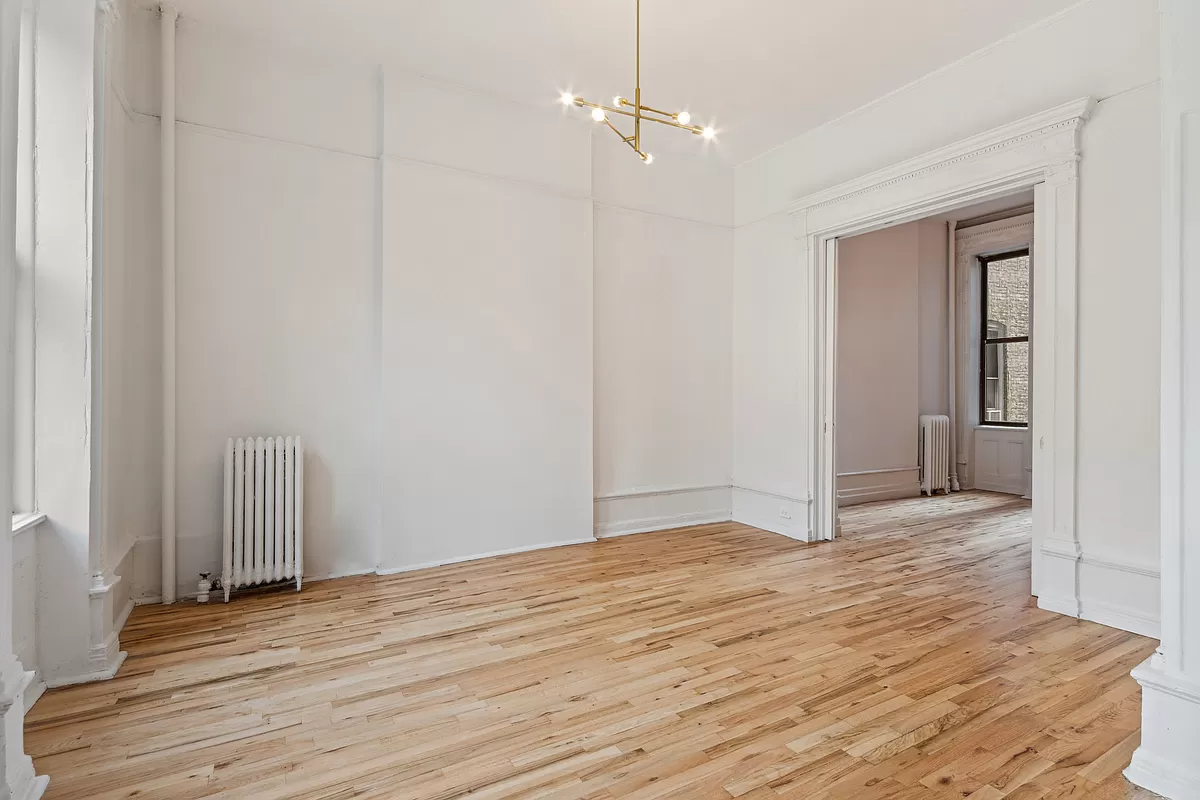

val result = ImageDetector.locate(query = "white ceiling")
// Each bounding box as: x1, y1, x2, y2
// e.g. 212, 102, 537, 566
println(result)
166, 0, 1079, 164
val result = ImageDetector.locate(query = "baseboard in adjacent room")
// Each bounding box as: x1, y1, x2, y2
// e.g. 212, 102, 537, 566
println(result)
836, 468, 921, 507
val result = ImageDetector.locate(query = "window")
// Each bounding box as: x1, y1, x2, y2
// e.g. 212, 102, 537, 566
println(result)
979, 249, 1030, 426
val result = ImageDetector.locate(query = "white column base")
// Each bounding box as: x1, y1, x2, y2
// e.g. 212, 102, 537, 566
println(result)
1037, 538, 1081, 618
1, 659, 48, 800
1125, 654, 1200, 799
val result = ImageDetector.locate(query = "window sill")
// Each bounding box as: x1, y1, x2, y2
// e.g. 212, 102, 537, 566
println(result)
976, 425, 1029, 431
11, 512, 46, 537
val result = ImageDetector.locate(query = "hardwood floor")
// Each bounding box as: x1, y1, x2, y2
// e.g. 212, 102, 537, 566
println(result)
25, 492, 1160, 799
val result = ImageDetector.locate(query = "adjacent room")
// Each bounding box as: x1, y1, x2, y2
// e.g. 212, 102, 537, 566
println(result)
2, 0, 1198, 798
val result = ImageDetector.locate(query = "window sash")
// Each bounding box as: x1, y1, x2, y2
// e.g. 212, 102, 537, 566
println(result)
979, 249, 1030, 428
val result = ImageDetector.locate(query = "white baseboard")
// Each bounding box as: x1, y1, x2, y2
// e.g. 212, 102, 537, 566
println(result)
1125, 749, 1200, 800
974, 477, 1027, 495
376, 537, 597, 577
1126, 656, 1200, 799
1037, 593, 1080, 619
1080, 599, 1159, 639
837, 469, 921, 507
731, 486, 810, 541
1078, 556, 1160, 638
14, 776, 49, 800
44, 651, 127, 689
23, 677, 45, 712
114, 598, 135, 636
595, 510, 731, 538
594, 484, 732, 538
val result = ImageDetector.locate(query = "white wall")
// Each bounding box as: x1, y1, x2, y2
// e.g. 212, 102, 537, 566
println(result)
732, 0, 1162, 632
834, 219, 947, 506
836, 223, 920, 504
119, 12, 734, 597
731, 211, 809, 538
1075, 82, 1161, 634
593, 137, 734, 537
379, 159, 594, 569
176, 126, 380, 582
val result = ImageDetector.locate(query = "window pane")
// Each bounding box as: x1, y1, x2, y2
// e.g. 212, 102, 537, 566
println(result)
986, 253, 1029, 339
982, 340, 1028, 424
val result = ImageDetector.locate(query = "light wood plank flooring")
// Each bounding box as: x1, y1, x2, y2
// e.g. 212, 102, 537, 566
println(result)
25, 492, 1160, 799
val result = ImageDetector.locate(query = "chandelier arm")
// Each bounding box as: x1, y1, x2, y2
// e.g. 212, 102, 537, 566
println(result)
633, 102, 678, 119
603, 118, 646, 156
638, 114, 705, 135
573, 98, 638, 121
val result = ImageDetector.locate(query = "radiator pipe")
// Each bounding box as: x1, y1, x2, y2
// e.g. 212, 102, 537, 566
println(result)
161, 3, 177, 604
947, 221, 960, 492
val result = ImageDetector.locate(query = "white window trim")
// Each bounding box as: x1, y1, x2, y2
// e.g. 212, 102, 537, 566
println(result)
11, 511, 46, 537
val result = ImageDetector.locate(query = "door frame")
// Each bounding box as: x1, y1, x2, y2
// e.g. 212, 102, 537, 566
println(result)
787, 97, 1093, 615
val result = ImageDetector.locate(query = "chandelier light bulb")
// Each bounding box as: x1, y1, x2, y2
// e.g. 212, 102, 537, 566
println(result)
702, 126, 716, 140
676, 111, 691, 126
614, 96, 626, 107
643, 153, 654, 164
560, 92, 575, 106
591, 108, 607, 122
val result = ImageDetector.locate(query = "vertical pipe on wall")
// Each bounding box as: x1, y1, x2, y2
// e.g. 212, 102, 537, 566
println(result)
160, 3, 177, 604
89, 0, 115, 586
946, 221, 960, 491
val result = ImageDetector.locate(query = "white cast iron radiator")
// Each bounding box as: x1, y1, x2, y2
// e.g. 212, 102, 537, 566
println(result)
918, 415, 951, 496
222, 436, 304, 602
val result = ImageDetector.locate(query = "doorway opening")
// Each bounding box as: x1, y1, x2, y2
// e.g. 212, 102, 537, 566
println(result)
792, 99, 1090, 623
830, 193, 1036, 566
831, 194, 1035, 562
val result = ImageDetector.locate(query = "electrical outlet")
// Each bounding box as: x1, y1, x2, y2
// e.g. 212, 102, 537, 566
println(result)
779, 507, 792, 520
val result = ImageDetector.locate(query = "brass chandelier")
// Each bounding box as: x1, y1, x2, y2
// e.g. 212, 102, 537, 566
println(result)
559, 0, 715, 164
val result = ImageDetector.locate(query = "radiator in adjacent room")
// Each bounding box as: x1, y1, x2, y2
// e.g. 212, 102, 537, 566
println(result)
222, 436, 304, 602
918, 415, 951, 496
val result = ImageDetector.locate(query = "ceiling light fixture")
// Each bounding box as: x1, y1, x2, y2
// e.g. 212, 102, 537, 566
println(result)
559, 0, 715, 163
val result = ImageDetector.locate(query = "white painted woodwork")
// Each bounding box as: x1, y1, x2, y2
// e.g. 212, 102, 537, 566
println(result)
954, 214, 1034, 493
0, 0, 45, 790
1125, 0, 1200, 795
732, 0, 1162, 644
791, 98, 1092, 619
160, 3, 178, 605
973, 427, 1029, 496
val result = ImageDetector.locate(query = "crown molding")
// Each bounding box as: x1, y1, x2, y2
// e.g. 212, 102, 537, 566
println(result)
787, 97, 1094, 216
